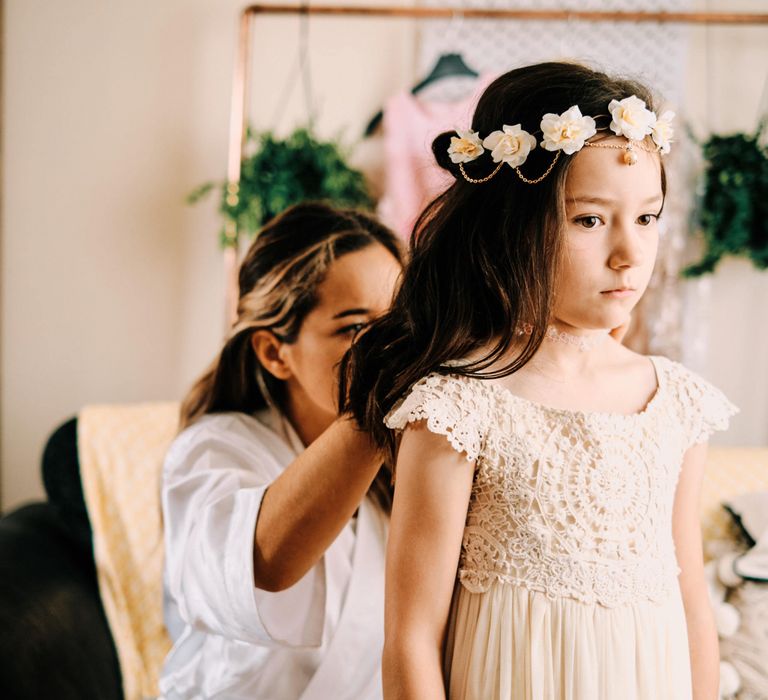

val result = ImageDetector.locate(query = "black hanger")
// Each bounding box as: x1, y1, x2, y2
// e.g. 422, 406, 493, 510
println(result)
363, 52, 479, 137
411, 52, 478, 93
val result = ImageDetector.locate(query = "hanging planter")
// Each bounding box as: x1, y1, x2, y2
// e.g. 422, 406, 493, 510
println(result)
684, 128, 768, 277
188, 127, 372, 248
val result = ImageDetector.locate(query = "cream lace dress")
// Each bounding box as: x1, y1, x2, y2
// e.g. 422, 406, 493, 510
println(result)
384, 355, 737, 700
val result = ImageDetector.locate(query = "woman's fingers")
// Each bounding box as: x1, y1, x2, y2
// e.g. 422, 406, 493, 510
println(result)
610, 315, 632, 343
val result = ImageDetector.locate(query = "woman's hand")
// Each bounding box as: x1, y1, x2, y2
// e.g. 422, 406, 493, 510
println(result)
609, 314, 632, 343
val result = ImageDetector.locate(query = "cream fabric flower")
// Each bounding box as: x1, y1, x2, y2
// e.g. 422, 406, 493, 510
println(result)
482, 124, 537, 168
448, 130, 485, 163
651, 110, 675, 154
540, 106, 597, 155
609, 96, 656, 141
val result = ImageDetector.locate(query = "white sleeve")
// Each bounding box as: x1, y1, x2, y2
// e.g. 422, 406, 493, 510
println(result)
669, 362, 739, 448
161, 417, 327, 648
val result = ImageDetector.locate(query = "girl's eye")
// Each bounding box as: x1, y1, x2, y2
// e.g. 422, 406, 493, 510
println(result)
336, 322, 367, 337
637, 213, 658, 226
575, 215, 602, 229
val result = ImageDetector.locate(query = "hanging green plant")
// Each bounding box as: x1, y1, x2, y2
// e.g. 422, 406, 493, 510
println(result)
188, 127, 372, 248
684, 128, 768, 277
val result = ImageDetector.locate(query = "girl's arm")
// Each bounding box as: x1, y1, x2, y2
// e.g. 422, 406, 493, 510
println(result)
672, 441, 719, 700
253, 416, 382, 591
382, 423, 475, 700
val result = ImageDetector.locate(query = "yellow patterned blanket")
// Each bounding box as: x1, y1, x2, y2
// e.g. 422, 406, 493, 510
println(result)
79, 402, 178, 700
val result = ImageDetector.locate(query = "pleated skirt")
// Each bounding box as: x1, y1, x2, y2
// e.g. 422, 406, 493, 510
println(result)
444, 580, 692, 700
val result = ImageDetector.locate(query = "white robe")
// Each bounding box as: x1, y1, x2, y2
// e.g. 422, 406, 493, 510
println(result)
159, 409, 386, 700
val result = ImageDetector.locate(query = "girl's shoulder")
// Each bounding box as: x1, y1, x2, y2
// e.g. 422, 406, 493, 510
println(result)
384, 371, 494, 462
651, 355, 739, 446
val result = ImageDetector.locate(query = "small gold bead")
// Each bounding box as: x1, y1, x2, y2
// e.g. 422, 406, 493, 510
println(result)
623, 149, 638, 166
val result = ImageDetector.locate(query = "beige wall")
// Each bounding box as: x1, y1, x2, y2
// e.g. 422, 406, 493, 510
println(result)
0, 0, 416, 509
1, 0, 766, 510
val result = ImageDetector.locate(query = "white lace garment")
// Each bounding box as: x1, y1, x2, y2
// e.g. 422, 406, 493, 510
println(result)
385, 355, 737, 608
384, 355, 738, 699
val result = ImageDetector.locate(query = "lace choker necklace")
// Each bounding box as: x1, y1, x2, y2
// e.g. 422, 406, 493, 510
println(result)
516, 323, 610, 352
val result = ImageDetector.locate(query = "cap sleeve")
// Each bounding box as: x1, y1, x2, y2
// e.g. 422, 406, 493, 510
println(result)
384, 373, 489, 462
667, 361, 739, 447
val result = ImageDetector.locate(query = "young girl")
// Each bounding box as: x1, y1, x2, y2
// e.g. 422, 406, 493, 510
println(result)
159, 202, 402, 699
343, 63, 737, 700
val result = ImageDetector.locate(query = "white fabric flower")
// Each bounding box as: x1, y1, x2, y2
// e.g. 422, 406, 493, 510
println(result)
482, 124, 537, 168
609, 96, 657, 141
447, 130, 484, 163
651, 110, 675, 154
540, 106, 597, 155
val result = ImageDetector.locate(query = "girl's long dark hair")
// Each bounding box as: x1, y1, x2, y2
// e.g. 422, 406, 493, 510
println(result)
341, 62, 665, 463
181, 201, 404, 509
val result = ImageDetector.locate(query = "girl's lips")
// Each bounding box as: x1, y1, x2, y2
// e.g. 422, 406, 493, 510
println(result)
601, 288, 636, 298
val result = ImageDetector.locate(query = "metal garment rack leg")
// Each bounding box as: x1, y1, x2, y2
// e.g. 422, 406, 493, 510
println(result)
222, 3, 768, 328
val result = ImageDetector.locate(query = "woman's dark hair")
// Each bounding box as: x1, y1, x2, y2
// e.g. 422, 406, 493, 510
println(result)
341, 62, 666, 464
180, 201, 404, 508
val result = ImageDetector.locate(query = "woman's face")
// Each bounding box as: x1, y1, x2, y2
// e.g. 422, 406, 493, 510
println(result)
553, 139, 664, 332
277, 243, 401, 440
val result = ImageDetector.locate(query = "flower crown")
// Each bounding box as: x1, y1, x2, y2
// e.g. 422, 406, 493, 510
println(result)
447, 96, 674, 185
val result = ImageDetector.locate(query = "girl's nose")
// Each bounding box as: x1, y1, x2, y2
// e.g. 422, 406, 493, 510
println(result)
608, 222, 644, 270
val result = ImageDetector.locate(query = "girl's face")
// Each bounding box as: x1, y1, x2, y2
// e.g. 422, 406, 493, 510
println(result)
553, 139, 664, 332
277, 243, 401, 439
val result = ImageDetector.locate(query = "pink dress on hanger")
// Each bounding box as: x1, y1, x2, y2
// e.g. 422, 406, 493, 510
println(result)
377, 75, 495, 239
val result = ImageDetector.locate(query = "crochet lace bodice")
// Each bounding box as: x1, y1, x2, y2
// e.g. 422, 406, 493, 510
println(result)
385, 356, 737, 608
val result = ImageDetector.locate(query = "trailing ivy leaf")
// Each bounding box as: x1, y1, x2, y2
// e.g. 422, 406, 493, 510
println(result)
186, 182, 215, 205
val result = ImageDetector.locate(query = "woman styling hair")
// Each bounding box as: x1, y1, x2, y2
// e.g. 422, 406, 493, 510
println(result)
160, 202, 403, 700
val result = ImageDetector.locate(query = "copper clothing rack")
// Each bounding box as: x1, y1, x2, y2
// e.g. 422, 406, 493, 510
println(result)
222, 3, 768, 325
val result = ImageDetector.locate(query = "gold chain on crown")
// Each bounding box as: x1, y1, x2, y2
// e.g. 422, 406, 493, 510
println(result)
458, 161, 504, 184
513, 151, 561, 185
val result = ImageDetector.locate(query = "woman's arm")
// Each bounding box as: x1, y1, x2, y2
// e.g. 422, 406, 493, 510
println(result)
672, 441, 719, 700
383, 423, 475, 700
254, 416, 382, 591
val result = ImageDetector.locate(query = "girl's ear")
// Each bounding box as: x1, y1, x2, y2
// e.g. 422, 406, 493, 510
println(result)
251, 330, 292, 381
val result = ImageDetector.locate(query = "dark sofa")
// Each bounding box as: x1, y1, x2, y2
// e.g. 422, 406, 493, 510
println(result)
0, 418, 123, 700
